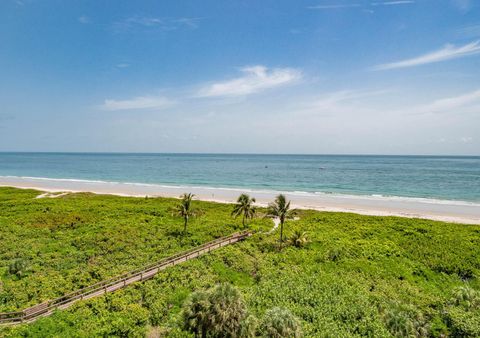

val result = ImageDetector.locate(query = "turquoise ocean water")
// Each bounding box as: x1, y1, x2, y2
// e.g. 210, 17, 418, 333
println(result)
0, 153, 479, 203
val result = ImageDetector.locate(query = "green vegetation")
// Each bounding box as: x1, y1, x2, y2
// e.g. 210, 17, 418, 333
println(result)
1, 187, 479, 337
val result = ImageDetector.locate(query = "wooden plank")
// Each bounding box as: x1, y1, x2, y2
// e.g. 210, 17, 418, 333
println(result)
23, 302, 48, 316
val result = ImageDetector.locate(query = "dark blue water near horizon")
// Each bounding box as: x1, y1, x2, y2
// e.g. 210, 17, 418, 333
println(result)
0, 152, 479, 202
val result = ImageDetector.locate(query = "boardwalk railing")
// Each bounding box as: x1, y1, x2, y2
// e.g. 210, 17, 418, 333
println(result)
0, 231, 251, 325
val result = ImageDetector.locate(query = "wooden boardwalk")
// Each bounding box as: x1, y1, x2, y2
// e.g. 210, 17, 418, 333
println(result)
0, 231, 251, 325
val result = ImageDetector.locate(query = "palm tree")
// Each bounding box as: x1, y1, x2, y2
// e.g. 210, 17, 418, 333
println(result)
181, 284, 250, 338
266, 194, 296, 243
383, 307, 415, 338
231, 193, 256, 228
182, 290, 210, 338
207, 283, 248, 337
8, 258, 28, 278
174, 193, 197, 234
451, 285, 479, 309
260, 307, 303, 338
289, 230, 308, 248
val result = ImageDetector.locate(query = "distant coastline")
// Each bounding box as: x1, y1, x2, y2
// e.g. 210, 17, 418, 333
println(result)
2, 175, 479, 225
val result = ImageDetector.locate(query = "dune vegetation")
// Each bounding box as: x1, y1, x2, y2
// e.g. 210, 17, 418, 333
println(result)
0, 186, 479, 337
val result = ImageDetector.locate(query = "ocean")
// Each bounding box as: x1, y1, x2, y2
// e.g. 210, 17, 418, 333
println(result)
0, 152, 479, 203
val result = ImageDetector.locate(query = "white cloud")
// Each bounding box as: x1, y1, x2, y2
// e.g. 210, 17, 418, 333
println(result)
197, 65, 302, 98
116, 63, 130, 68
372, 40, 480, 70
100, 96, 174, 111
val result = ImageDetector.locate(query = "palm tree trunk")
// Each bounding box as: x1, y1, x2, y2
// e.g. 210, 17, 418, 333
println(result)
184, 216, 188, 234
280, 220, 284, 242
242, 214, 246, 228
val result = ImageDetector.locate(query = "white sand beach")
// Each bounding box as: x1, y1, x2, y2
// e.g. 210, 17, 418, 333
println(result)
1, 176, 479, 225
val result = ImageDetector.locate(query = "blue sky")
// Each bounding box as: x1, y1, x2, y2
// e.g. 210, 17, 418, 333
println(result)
0, 0, 479, 154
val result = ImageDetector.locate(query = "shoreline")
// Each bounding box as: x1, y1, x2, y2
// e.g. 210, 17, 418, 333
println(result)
1, 176, 479, 225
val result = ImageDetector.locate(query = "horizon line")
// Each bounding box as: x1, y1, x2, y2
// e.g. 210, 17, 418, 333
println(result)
0, 151, 478, 157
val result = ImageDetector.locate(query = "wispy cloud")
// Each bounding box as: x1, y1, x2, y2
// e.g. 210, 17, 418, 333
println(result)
78, 16, 90, 24
304, 88, 480, 118
297, 89, 389, 117
197, 65, 302, 98
10, 0, 26, 6
112, 16, 201, 33
307, 4, 361, 10
372, 40, 480, 70
410, 89, 480, 115
116, 63, 130, 69
309, 89, 382, 107
456, 24, 480, 39
371, 1, 414, 5
174, 17, 201, 29
451, 0, 473, 13
100, 96, 174, 111
308, 1, 414, 10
